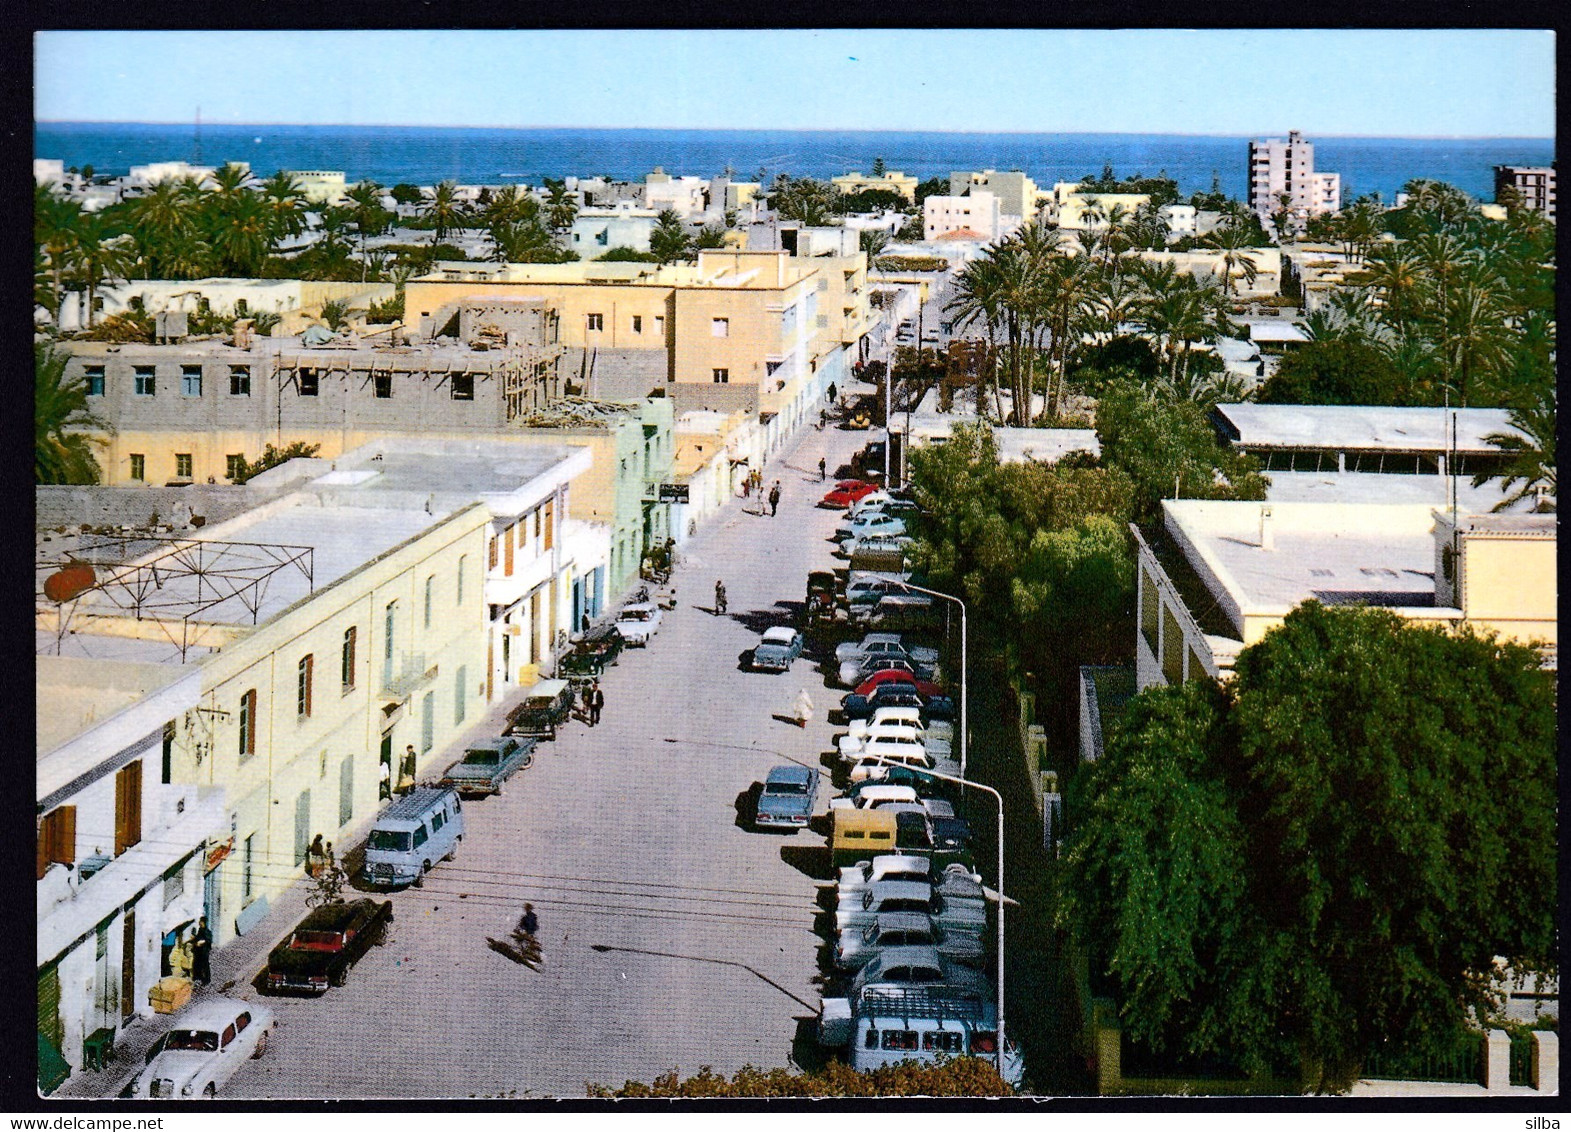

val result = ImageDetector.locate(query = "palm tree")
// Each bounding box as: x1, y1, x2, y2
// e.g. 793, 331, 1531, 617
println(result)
35, 341, 109, 484
1084, 262, 1143, 344
1439, 278, 1510, 406
946, 253, 1008, 420
258, 170, 309, 247
1364, 242, 1425, 328
63, 211, 135, 329
422, 179, 468, 244
1472, 388, 1556, 511
649, 209, 693, 265
35, 185, 83, 324
1205, 221, 1261, 298
344, 181, 392, 257
859, 228, 891, 259
542, 179, 578, 237
207, 191, 272, 277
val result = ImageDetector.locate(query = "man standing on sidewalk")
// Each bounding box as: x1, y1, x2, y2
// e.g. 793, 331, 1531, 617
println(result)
818, 457, 826, 481
768, 480, 781, 517
191, 917, 212, 987
587, 681, 605, 727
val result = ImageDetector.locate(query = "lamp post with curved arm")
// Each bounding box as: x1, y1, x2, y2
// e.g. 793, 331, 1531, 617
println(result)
892, 579, 967, 783
872, 755, 1008, 1082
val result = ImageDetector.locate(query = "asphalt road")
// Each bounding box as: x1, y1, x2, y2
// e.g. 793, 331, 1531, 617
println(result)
219, 418, 866, 1099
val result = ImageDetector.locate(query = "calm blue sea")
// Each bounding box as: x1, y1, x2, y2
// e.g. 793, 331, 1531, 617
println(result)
34, 122, 1555, 204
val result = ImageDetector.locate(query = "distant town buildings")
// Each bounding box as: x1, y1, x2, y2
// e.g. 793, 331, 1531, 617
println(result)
1247, 130, 1341, 222
949, 169, 1039, 222
1494, 163, 1556, 222
831, 170, 919, 203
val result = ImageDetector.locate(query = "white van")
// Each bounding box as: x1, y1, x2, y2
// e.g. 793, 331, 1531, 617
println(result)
361, 786, 465, 888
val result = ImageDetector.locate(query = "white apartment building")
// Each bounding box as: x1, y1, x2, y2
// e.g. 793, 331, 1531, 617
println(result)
924, 190, 1002, 243
1247, 130, 1340, 220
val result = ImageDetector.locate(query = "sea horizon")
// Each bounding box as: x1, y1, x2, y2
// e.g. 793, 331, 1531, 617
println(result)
34, 121, 1556, 204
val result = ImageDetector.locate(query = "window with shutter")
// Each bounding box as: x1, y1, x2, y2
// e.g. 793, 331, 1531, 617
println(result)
114, 761, 142, 856
36, 806, 76, 879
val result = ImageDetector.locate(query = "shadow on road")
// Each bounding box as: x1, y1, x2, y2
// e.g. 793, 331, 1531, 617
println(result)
589, 944, 818, 1012
729, 606, 800, 633
734, 783, 762, 830
790, 1016, 832, 1073
780, 842, 833, 881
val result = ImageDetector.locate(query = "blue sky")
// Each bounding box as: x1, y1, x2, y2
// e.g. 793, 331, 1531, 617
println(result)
35, 29, 1555, 137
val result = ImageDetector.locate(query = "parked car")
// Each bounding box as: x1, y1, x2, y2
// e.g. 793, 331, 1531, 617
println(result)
851, 669, 948, 701
806, 570, 839, 625
836, 512, 907, 543
843, 575, 910, 611
752, 626, 805, 673
836, 879, 987, 934
440, 735, 535, 795
128, 998, 275, 1098
559, 625, 623, 677
614, 602, 663, 646
835, 632, 939, 670
819, 480, 880, 509
849, 747, 960, 784
893, 809, 977, 874
848, 704, 954, 744
842, 683, 955, 722
839, 721, 951, 762
835, 911, 986, 971
264, 899, 394, 995
827, 782, 921, 812
839, 655, 932, 689
818, 984, 1023, 1087
852, 945, 990, 999
504, 679, 575, 739
361, 787, 464, 889
866, 593, 940, 631
755, 764, 819, 831
839, 854, 982, 906
842, 532, 913, 560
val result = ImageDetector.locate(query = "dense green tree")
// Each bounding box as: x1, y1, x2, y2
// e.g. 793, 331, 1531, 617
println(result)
1063, 602, 1558, 1092
913, 177, 949, 206
389, 182, 423, 206
770, 175, 836, 225
595, 246, 660, 263
836, 187, 909, 214
35, 341, 109, 484
1094, 379, 1268, 518
231, 441, 322, 484
1256, 339, 1407, 406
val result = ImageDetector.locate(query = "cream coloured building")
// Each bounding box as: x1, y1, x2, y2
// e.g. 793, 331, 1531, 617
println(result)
1132, 500, 1557, 690
831, 170, 919, 204
38, 484, 495, 949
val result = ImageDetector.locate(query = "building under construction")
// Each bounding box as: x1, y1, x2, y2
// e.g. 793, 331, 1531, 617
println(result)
61, 299, 569, 486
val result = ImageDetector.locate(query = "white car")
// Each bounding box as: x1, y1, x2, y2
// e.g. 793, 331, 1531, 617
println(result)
842, 532, 914, 559
849, 747, 961, 784
848, 706, 953, 745
129, 997, 275, 1098
839, 721, 951, 762
838, 853, 932, 903
614, 602, 663, 646
827, 782, 921, 812
847, 491, 894, 519
837, 512, 907, 542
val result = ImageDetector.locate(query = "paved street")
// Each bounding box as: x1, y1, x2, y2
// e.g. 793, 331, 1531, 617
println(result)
206, 417, 864, 1099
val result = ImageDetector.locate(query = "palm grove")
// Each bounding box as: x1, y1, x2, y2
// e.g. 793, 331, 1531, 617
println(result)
897, 176, 1555, 1091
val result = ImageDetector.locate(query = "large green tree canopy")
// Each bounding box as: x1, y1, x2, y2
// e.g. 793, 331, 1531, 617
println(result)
1061, 602, 1558, 1092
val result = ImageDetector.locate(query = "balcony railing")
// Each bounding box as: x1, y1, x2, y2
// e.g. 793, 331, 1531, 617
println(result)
382, 653, 437, 697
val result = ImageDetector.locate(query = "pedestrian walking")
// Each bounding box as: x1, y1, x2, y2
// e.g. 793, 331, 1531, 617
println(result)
191, 917, 212, 986
307, 834, 326, 877
714, 580, 728, 615
793, 688, 814, 729
587, 681, 605, 727
827, 381, 838, 404
379, 758, 391, 800
818, 456, 827, 481
517, 902, 539, 939
768, 480, 781, 517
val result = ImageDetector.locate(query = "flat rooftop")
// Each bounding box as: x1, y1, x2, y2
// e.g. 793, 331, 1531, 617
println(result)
1262, 470, 1534, 512
53, 500, 442, 632
318, 440, 587, 513
1215, 403, 1518, 453
1163, 499, 1450, 621
36, 658, 191, 757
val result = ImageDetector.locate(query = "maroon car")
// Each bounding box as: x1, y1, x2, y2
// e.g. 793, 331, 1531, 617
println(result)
853, 667, 945, 700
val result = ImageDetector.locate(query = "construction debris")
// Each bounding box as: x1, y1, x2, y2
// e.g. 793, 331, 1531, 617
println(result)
515, 395, 641, 428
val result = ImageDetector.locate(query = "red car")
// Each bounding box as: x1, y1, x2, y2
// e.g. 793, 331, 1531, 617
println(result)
819, 480, 880, 509
853, 667, 945, 700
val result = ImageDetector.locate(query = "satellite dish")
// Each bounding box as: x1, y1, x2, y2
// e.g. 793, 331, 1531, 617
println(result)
43, 562, 96, 603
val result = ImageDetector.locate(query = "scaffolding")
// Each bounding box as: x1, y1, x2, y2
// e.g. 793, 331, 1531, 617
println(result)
38, 534, 316, 662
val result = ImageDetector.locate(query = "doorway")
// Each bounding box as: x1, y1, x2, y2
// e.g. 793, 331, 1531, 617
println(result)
121, 909, 136, 1022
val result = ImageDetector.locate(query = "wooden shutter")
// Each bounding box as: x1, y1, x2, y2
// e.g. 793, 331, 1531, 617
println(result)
342, 626, 357, 689
544, 500, 554, 550
36, 806, 76, 880
114, 761, 142, 856
300, 654, 314, 717
504, 524, 515, 575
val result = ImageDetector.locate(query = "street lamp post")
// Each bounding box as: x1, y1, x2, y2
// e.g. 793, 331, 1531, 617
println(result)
892, 580, 967, 784
874, 757, 1007, 1081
